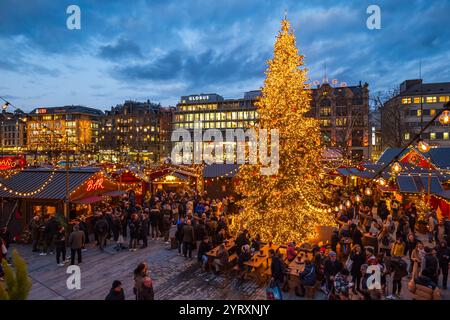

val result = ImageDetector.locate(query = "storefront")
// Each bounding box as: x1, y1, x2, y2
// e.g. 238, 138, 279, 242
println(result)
0, 168, 123, 237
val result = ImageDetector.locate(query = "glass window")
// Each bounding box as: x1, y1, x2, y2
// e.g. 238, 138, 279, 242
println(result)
417, 109, 422, 117
336, 117, 347, 127
320, 107, 331, 117
402, 98, 411, 104
404, 133, 410, 140
439, 96, 450, 103
413, 97, 422, 104
430, 132, 436, 140
426, 96, 437, 103
430, 109, 436, 116
320, 119, 331, 127
444, 132, 449, 140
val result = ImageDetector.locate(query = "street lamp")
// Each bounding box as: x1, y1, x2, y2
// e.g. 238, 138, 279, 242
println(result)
439, 110, 450, 125
417, 139, 430, 153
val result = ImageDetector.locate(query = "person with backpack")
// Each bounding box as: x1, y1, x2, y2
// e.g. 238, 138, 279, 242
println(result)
421, 246, 439, 284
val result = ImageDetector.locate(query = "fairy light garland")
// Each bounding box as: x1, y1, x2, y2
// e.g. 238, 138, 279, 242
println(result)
0, 170, 57, 197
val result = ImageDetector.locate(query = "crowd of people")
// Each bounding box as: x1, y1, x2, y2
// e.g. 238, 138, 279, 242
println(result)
3, 184, 450, 301
273, 188, 450, 300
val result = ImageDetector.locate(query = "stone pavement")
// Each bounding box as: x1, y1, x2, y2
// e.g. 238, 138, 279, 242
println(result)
6, 231, 450, 300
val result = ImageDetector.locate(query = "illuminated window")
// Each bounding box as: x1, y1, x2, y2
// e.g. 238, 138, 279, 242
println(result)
430, 132, 436, 140
204, 113, 210, 121
320, 107, 331, 117
238, 111, 244, 120
413, 97, 422, 104
426, 96, 437, 103
444, 132, 449, 140
417, 109, 422, 117
404, 133, 410, 140
232, 112, 237, 120
320, 119, 331, 127
336, 117, 347, 127
439, 96, 450, 103
402, 98, 411, 104
430, 109, 436, 116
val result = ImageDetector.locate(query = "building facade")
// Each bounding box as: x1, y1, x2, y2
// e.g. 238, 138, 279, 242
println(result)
309, 82, 370, 161
172, 92, 259, 162
382, 79, 450, 148
99, 100, 174, 163
0, 111, 27, 156
27, 106, 103, 159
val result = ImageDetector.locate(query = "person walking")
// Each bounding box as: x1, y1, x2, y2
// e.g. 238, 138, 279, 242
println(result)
129, 214, 141, 251
182, 219, 195, 259
133, 262, 148, 300
69, 225, 85, 265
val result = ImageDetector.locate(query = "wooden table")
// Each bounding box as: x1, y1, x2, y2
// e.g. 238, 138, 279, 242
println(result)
206, 240, 235, 259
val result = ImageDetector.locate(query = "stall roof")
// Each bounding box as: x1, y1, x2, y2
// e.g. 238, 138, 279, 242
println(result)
0, 169, 98, 199
427, 148, 450, 170
397, 174, 444, 194
203, 164, 240, 178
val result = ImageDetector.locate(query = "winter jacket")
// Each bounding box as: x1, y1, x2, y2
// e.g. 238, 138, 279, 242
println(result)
69, 230, 85, 249
436, 246, 450, 266
324, 259, 343, 277
270, 255, 285, 282
182, 224, 195, 243
299, 263, 316, 286
197, 241, 212, 262
94, 218, 109, 236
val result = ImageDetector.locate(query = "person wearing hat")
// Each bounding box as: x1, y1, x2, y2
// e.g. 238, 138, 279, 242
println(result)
324, 251, 343, 293
105, 280, 125, 300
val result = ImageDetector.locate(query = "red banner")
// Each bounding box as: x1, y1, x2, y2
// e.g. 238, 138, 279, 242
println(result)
0, 156, 26, 171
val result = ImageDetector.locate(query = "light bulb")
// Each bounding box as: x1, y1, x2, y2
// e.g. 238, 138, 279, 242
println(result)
439, 110, 449, 125
418, 140, 430, 153
392, 162, 402, 173
365, 187, 372, 196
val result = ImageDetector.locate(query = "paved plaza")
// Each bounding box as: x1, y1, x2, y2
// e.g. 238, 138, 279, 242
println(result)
7, 230, 448, 300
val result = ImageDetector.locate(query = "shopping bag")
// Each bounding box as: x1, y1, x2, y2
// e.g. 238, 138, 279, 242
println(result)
266, 281, 282, 300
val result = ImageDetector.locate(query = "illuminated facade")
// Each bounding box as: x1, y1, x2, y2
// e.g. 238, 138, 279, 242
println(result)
308, 82, 370, 161
27, 106, 103, 157
382, 79, 450, 148
173, 92, 259, 162
0, 111, 27, 155
99, 100, 174, 163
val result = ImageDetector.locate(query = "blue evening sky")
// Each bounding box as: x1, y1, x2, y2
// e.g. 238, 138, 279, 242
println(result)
1, 0, 449, 111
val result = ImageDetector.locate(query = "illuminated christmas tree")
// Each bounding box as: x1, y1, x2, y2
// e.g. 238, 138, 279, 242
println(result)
233, 17, 334, 244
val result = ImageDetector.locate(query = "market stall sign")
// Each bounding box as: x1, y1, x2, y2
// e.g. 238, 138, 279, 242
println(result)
86, 178, 105, 191
0, 156, 26, 171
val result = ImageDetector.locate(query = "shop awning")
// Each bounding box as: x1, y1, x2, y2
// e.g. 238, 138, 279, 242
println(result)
104, 190, 127, 197
0, 168, 98, 199
397, 176, 419, 193
72, 196, 103, 204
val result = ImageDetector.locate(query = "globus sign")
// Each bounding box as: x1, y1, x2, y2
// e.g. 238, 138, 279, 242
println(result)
0, 156, 26, 171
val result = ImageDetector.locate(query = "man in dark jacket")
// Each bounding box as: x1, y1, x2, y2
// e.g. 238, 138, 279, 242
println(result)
270, 249, 285, 299
182, 219, 195, 259
94, 214, 109, 251
421, 246, 439, 284
197, 236, 212, 271
324, 251, 343, 291
235, 230, 250, 255
43, 216, 59, 255
30, 216, 43, 252
436, 241, 450, 289
175, 217, 185, 255
105, 280, 125, 300
140, 213, 149, 248
69, 225, 85, 265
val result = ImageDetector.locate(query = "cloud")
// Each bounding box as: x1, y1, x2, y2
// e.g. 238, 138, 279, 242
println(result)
98, 37, 144, 61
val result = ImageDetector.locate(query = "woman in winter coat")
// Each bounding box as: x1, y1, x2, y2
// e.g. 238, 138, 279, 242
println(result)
133, 262, 148, 300
349, 244, 366, 292
411, 241, 425, 280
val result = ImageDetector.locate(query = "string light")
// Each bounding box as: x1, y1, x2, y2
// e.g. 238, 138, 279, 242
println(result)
417, 140, 430, 153
439, 110, 450, 125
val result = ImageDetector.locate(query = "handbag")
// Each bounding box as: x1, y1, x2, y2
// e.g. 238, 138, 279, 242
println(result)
1, 242, 7, 255
345, 256, 353, 271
